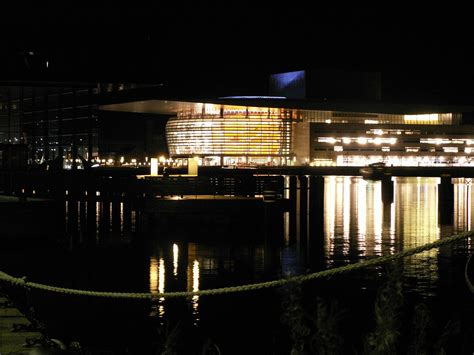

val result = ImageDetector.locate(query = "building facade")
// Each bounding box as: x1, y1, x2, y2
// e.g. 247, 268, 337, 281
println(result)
3, 72, 474, 168
162, 102, 474, 167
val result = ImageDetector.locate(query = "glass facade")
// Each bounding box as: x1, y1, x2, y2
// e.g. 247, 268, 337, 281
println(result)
165, 103, 467, 166
0, 86, 99, 164
166, 106, 291, 158
309, 120, 474, 167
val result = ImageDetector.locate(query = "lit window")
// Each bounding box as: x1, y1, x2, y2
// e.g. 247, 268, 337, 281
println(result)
443, 147, 458, 153
334, 146, 343, 152
318, 137, 337, 144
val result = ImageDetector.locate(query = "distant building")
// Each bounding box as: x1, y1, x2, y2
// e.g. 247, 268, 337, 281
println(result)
0, 83, 167, 167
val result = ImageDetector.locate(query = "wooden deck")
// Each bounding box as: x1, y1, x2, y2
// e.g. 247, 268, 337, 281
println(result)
0, 294, 42, 354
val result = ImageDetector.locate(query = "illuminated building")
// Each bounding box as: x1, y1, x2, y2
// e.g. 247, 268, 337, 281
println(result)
102, 98, 474, 167
3, 72, 474, 167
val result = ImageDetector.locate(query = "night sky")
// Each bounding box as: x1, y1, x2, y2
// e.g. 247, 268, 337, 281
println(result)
2, 3, 474, 103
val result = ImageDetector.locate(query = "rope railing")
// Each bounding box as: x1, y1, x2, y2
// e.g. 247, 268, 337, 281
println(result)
1, 230, 473, 299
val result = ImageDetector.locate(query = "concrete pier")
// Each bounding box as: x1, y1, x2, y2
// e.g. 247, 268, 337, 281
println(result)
0, 294, 42, 354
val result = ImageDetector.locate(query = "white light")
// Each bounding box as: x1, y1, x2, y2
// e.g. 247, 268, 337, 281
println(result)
357, 137, 367, 145
172, 244, 179, 276
218, 95, 286, 99
150, 158, 158, 176
318, 137, 337, 144
443, 147, 458, 153
342, 137, 351, 144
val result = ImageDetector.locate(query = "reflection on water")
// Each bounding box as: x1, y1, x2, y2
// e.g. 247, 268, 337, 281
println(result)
324, 177, 446, 295
143, 176, 474, 320
320, 176, 474, 296
65, 198, 137, 240
149, 257, 165, 320
187, 244, 200, 325
191, 260, 200, 325
61, 176, 474, 324
325, 177, 386, 266
173, 243, 179, 277
396, 178, 440, 294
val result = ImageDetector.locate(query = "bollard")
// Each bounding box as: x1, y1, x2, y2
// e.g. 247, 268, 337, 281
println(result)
308, 176, 325, 268
381, 175, 394, 204
438, 175, 454, 225
298, 175, 308, 256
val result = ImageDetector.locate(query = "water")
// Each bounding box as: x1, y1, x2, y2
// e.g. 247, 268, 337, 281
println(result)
1, 176, 473, 353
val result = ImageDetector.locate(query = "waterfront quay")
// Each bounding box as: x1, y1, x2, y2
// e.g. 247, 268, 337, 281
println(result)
0, 164, 470, 240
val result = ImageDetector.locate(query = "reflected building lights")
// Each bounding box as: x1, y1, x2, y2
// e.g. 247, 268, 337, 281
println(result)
396, 178, 439, 295
323, 176, 444, 296
149, 257, 165, 319
120, 202, 124, 233
357, 179, 367, 255
373, 182, 382, 255
343, 177, 350, 250
158, 258, 165, 319
324, 176, 336, 265
173, 243, 179, 277
96, 201, 100, 233
390, 185, 396, 253
192, 260, 200, 325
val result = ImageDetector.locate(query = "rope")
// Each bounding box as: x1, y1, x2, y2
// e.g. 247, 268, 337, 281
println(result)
1, 230, 473, 299
465, 253, 474, 294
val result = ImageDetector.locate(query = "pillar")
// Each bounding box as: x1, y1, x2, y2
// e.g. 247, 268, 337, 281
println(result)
438, 176, 454, 225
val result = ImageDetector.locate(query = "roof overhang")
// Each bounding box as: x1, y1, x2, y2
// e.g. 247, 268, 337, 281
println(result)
99, 97, 474, 116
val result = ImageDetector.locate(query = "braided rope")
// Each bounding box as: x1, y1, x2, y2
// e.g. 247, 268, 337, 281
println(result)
465, 253, 474, 294
1, 230, 473, 299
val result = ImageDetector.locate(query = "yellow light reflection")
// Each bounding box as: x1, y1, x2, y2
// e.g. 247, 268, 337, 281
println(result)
396, 178, 439, 296
343, 177, 351, 251
192, 260, 200, 325
149, 257, 165, 319
357, 179, 367, 256
373, 182, 382, 255
173, 243, 179, 277
150, 257, 158, 295
324, 176, 336, 265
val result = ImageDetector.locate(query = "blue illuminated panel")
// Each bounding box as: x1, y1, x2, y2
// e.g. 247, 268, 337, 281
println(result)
269, 70, 306, 99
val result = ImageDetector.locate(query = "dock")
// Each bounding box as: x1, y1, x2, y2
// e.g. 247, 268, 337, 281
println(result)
0, 293, 42, 354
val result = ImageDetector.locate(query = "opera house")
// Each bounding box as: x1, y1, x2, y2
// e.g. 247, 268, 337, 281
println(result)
2, 70, 474, 168
102, 70, 474, 167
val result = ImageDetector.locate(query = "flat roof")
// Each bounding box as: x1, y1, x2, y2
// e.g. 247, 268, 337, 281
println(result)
99, 96, 474, 116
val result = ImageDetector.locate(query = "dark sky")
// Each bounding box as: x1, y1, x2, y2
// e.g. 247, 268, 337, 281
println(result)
2, 3, 474, 102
